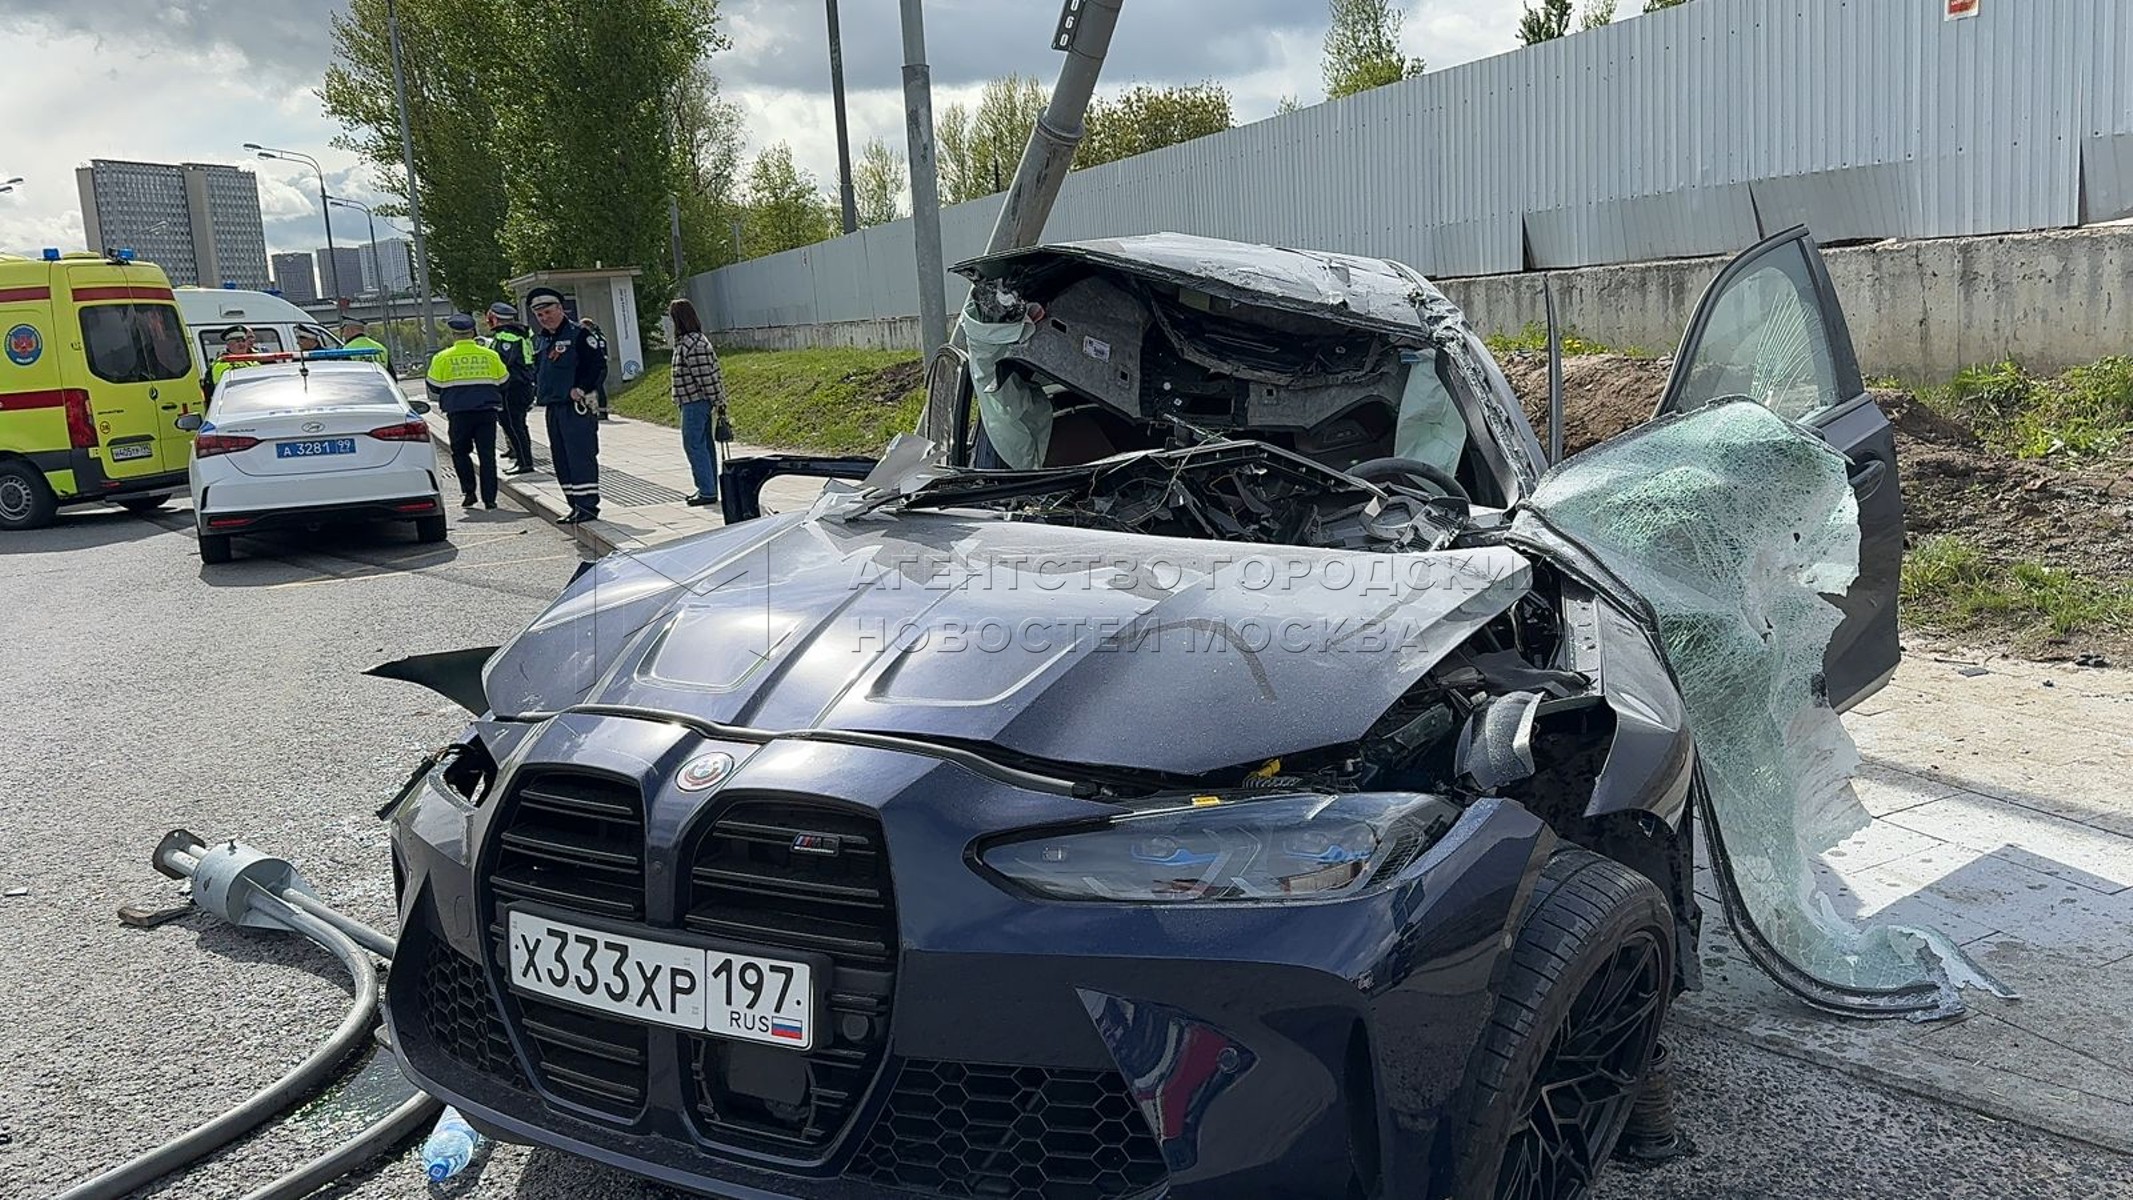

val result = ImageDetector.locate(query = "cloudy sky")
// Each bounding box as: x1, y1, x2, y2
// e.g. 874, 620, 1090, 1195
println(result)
0, 0, 1527, 260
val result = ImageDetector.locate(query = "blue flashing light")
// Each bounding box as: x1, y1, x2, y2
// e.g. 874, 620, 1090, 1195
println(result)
302, 348, 385, 361
223, 281, 238, 289
41, 248, 59, 261
116, 248, 137, 261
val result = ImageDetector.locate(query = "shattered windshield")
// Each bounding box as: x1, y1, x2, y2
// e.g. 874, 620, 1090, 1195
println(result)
1510, 400, 2009, 1017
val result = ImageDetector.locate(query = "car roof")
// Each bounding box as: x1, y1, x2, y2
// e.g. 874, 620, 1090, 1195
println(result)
954, 232, 1441, 339
218, 361, 400, 391
175, 287, 320, 327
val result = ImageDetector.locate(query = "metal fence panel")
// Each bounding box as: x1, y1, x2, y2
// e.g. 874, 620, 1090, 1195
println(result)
697, 0, 2123, 331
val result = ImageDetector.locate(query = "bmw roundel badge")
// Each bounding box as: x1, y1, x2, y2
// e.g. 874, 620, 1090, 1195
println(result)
676, 752, 735, 792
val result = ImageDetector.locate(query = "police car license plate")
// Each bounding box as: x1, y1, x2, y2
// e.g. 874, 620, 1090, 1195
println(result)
505, 910, 815, 1050
276, 438, 357, 459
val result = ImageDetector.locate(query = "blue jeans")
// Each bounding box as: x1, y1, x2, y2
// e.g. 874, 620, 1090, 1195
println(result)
679, 400, 720, 498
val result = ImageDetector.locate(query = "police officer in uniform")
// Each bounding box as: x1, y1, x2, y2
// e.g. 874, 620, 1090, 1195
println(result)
528, 287, 607, 524
204, 325, 262, 401
341, 319, 392, 374
426, 314, 509, 510
485, 301, 539, 474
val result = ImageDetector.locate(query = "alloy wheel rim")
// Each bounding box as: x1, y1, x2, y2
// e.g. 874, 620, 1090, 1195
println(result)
1495, 930, 1667, 1200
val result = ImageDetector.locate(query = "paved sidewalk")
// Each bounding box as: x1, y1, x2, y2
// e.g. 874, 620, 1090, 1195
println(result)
417, 399, 830, 553
426, 389, 2133, 1153
1677, 647, 2133, 1154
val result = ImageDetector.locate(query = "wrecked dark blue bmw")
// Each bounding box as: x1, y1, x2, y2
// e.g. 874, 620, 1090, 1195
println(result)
381, 230, 1952, 1199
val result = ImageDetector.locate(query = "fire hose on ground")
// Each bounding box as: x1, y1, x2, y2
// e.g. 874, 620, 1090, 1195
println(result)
50, 830, 443, 1200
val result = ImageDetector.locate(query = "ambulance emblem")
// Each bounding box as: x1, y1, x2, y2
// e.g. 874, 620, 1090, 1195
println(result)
5, 324, 40, 367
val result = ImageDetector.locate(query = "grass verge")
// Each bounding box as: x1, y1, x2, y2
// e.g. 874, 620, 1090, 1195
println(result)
609, 347, 924, 455
1902, 535, 2133, 648
1922, 357, 2133, 460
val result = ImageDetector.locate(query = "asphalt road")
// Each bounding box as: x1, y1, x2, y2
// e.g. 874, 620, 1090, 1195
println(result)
3, 501, 2130, 1200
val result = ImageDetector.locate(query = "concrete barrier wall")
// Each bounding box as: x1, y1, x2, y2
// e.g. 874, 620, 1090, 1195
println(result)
1446, 226, 2133, 381
718, 226, 2133, 382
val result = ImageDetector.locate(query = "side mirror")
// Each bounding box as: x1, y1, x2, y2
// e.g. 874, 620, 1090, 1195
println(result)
175, 413, 204, 432
409, 400, 432, 415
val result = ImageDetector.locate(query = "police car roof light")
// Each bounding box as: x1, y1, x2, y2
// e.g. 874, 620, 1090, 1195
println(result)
117, 248, 137, 261
41, 248, 59, 262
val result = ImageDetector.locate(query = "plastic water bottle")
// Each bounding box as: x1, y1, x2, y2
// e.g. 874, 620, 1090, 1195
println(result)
421, 1106, 483, 1183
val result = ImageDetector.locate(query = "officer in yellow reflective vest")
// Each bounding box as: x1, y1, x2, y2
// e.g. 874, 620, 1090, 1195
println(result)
341, 319, 392, 374
484, 301, 539, 474
425, 314, 510, 509
203, 325, 263, 402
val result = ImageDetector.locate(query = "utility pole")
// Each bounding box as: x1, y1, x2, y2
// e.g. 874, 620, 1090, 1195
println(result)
899, 0, 949, 359
387, 0, 438, 356
827, 0, 859, 234
984, 0, 1126, 256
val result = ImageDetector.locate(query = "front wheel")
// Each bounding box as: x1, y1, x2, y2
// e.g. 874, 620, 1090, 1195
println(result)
1446, 849, 1676, 1200
0, 460, 58, 531
414, 514, 448, 544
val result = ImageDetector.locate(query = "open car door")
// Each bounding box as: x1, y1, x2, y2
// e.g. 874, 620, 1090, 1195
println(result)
1654, 227, 1903, 710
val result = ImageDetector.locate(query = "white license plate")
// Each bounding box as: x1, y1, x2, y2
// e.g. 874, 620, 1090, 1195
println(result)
506, 910, 815, 1051
276, 438, 357, 459
109, 442, 154, 462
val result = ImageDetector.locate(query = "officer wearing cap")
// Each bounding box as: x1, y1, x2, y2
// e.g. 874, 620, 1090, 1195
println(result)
341, 319, 391, 374
485, 301, 538, 475
426, 313, 510, 510
204, 325, 262, 399
527, 287, 607, 523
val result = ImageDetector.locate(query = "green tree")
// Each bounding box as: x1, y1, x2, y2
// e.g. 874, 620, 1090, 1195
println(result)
739, 143, 835, 258
1644, 0, 1690, 10
854, 138, 905, 227
936, 75, 1046, 205
1323, 0, 1425, 101
323, 0, 511, 313
1581, 0, 1617, 29
1517, 0, 1574, 43
671, 59, 748, 276
1076, 83, 1234, 169
497, 0, 729, 322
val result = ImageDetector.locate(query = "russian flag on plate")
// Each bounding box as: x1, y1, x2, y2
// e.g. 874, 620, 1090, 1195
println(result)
771, 1018, 805, 1042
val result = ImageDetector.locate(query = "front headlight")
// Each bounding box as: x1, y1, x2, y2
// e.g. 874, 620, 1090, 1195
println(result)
979, 792, 1462, 904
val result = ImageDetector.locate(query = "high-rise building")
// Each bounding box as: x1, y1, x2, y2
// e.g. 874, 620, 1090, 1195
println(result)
74, 159, 270, 289
314, 246, 364, 303
362, 238, 414, 296
185, 164, 270, 291
271, 252, 318, 304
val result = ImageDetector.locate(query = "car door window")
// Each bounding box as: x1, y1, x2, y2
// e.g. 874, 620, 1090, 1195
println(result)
1664, 240, 1843, 422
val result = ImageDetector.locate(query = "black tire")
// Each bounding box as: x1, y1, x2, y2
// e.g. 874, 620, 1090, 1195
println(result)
0, 460, 59, 531
414, 514, 449, 544
118, 494, 172, 514
1447, 849, 1675, 1200
198, 532, 235, 564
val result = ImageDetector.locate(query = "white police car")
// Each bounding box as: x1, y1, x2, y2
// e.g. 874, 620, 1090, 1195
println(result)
179, 353, 446, 564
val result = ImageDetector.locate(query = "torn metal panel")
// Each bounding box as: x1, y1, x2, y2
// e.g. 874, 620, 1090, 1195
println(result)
1510, 399, 2011, 1018
365, 647, 500, 715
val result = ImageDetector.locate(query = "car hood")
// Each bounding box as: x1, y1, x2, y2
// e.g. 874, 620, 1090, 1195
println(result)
955, 232, 1443, 342
483, 511, 1533, 776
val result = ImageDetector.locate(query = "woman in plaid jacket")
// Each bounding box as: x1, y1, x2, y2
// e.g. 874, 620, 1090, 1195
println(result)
669, 299, 727, 506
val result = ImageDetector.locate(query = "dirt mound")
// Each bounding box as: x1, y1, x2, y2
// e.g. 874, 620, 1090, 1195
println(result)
855, 358, 924, 406
1499, 352, 1672, 457
1496, 349, 2133, 581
